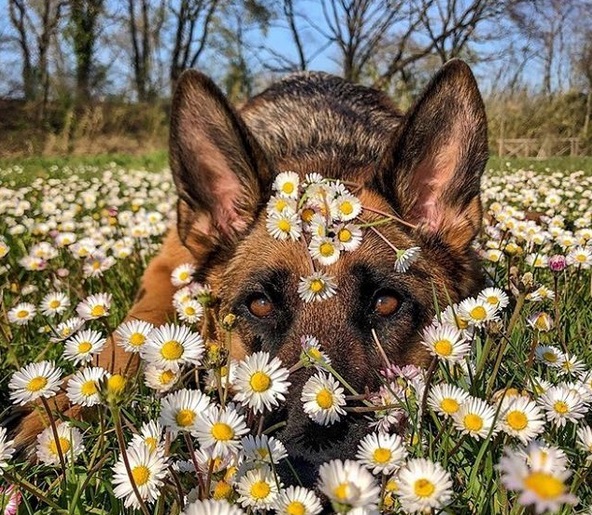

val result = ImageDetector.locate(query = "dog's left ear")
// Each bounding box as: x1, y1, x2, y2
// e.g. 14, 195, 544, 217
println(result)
373, 59, 488, 251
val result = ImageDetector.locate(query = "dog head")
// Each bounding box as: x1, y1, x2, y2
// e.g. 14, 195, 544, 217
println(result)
168, 61, 488, 483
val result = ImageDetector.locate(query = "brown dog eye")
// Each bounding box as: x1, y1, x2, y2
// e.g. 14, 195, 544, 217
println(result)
248, 295, 274, 318
373, 293, 399, 317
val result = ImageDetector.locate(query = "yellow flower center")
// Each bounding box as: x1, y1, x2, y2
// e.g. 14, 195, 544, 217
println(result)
543, 351, 557, 363
506, 410, 528, 430
278, 219, 291, 232
213, 480, 233, 499
91, 260, 101, 270
386, 478, 398, 492
27, 376, 48, 392
486, 296, 499, 305
301, 208, 314, 223
81, 380, 97, 397
90, 305, 106, 317
176, 409, 196, 427
178, 271, 189, 281
49, 300, 61, 309
286, 501, 306, 515
339, 201, 353, 215
372, 447, 392, 464
129, 333, 146, 347
131, 465, 150, 486
78, 341, 92, 353
455, 316, 469, 330
308, 348, 322, 360
161, 340, 183, 360
275, 199, 288, 211
414, 478, 435, 498
159, 370, 176, 384
470, 306, 487, 321
338, 228, 352, 242
108, 374, 126, 394
250, 480, 271, 500
441, 398, 460, 414
257, 447, 269, 459
250, 371, 271, 392
434, 339, 453, 356
316, 388, 333, 409
144, 437, 158, 452
576, 254, 586, 263
310, 279, 324, 293
211, 422, 234, 441
184, 306, 196, 316
49, 437, 71, 456
282, 182, 294, 195
553, 401, 569, 415
16, 310, 28, 318
464, 413, 484, 432
523, 472, 565, 499
334, 482, 350, 501
319, 242, 334, 257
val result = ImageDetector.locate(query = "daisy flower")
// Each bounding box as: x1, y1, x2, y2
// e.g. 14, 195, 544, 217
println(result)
301, 372, 347, 425
194, 405, 249, 457
576, 425, 592, 455
176, 299, 204, 324
115, 319, 154, 354
396, 458, 453, 513
66, 366, 108, 407
274, 171, 300, 199
82, 252, 115, 278
318, 459, 380, 510
159, 388, 211, 437
236, 466, 280, 510
233, 351, 290, 414
534, 345, 563, 367
112, 443, 168, 509
499, 396, 546, 444
300, 334, 332, 369
63, 329, 106, 365
567, 246, 592, 268
0, 237, 9, 258
420, 322, 469, 363
309, 236, 341, 266
331, 193, 362, 221
36, 422, 84, 466
458, 297, 499, 327
141, 323, 204, 372
0, 426, 15, 472
498, 443, 578, 514
266, 211, 302, 241
427, 383, 469, 419
538, 385, 587, 427
39, 292, 70, 316
171, 263, 196, 287
182, 499, 246, 515
9, 361, 62, 405
144, 365, 180, 392
76, 292, 112, 320
273, 486, 323, 515
452, 397, 498, 439
527, 312, 554, 332
298, 271, 338, 302
240, 434, 288, 465
132, 421, 164, 454
267, 195, 297, 215
333, 224, 362, 252
7, 303, 36, 325
477, 287, 509, 310
356, 431, 407, 475
394, 246, 421, 273
50, 317, 85, 342
557, 353, 586, 377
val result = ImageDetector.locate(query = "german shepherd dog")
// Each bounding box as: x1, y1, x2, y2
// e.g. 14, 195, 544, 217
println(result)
18, 59, 487, 486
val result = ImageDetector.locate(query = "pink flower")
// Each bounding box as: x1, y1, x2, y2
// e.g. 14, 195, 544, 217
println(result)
548, 255, 567, 272
0, 485, 21, 515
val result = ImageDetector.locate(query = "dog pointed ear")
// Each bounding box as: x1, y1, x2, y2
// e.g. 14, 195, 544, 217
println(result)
374, 59, 488, 251
170, 70, 272, 256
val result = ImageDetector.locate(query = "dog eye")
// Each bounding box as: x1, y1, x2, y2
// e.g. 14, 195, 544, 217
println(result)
247, 294, 274, 318
373, 291, 400, 317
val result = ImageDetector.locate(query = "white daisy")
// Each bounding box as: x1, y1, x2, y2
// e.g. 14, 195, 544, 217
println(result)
273, 486, 323, 515
335, 224, 363, 252
267, 195, 297, 215
194, 405, 249, 457
538, 385, 587, 427
266, 210, 302, 241
0, 426, 15, 472
240, 434, 288, 465
159, 388, 211, 437
39, 292, 70, 316
131, 421, 165, 454
420, 322, 469, 363
301, 372, 347, 425
141, 323, 204, 372
477, 287, 509, 310
76, 293, 112, 320
236, 466, 280, 510
396, 458, 453, 513
567, 246, 592, 268
298, 271, 338, 302
274, 171, 300, 199
394, 246, 421, 273
50, 317, 85, 342
317, 459, 380, 510
499, 395, 546, 444
171, 263, 196, 287
182, 499, 246, 515
309, 236, 341, 266
66, 366, 108, 407
7, 303, 36, 325
300, 334, 332, 369
36, 422, 84, 466
176, 299, 204, 324
534, 345, 563, 367
63, 329, 106, 365
144, 365, 181, 392
458, 297, 499, 327
112, 443, 168, 509
331, 193, 362, 221
452, 397, 498, 439
115, 319, 154, 354
427, 383, 470, 419
356, 431, 407, 475
233, 351, 290, 414
576, 425, 592, 455
9, 361, 62, 405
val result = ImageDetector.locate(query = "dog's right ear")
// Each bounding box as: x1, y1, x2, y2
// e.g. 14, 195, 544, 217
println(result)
170, 70, 272, 259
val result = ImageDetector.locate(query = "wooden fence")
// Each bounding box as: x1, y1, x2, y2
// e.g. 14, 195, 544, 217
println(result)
496, 138, 581, 158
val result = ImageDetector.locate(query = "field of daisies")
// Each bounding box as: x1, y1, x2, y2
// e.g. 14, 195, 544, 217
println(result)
0, 161, 591, 514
